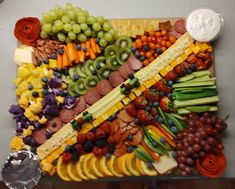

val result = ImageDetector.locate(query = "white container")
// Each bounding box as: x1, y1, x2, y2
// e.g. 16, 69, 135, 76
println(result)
186, 8, 224, 42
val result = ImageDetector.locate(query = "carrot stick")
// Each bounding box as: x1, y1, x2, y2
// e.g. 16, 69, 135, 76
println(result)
73, 43, 80, 63
56, 53, 63, 69
140, 142, 160, 161
156, 123, 174, 141
62, 51, 70, 67
90, 38, 97, 54
89, 47, 96, 60
95, 44, 101, 54
67, 43, 76, 64
85, 41, 91, 56
79, 50, 85, 63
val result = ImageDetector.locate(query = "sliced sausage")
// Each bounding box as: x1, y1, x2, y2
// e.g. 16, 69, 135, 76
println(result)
127, 130, 143, 146
46, 117, 63, 133
117, 110, 134, 123
118, 64, 135, 79
127, 55, 143, 71
59, 109, 75, 123
84, 87, 101, 105
73, 96, 86, 114
109, 71, 124, 88
96, 79, 113, 96
32, 128, 47, 145
174, 19, 186, 34
111, 119, 120, 134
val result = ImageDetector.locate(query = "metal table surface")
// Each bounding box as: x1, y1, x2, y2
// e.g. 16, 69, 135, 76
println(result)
0, 0, 235, 180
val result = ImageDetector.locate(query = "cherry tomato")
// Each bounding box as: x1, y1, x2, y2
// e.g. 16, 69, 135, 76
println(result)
161, 46, 167, 52
149, 30, 155, 37
161, 40, 166, 47
143, 59, 150, 66
145, 51, 153, 58
141, 35, 148, 42
148, 56, 155, 63
166, 41, 172, 48
149, 42, 156, 50
136, 41, 143, 50
169, 35, 176, 43
155, 31, 161, 37
161, 29, 167, 36
157, 38, 161, 44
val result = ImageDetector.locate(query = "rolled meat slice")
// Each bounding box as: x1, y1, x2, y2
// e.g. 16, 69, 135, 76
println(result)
127, 55, 143, 71
109, 71, 124, 88
73, 96, 86, 114
118, 64, 135, 80
84, 87, 101, 105
96, 79, 113, 96
46, 117, 63, 133
174, 19, 186, 34
32, 128, 47, 145
59, 109, 75, 123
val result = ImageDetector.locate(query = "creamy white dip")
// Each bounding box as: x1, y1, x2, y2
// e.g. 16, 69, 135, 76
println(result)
186, 8, 223, 42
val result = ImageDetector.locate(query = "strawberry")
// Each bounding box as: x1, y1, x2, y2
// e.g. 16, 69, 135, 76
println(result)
62, 152, 71, 163
150, 107, 159, 116
101, 144, 109, 155
165, 71, 178, 81
143, 88, 161, 102
86, 132, 96, 141
126, 103, 137, 117
99, 121, 112, 135
136, 109, 153, 125
153, 81, 171, 94
74, 143, 86, 154
133, 96, 148, 109
96, 128, 106, 139
159, 96, 175, 112
92, 146, 103, 156
174, 62, 189, 76
77, 134, 86, 144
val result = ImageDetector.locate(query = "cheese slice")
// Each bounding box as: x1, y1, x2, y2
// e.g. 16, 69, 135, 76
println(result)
14, 46, 33, 64
152, 152, 177, 174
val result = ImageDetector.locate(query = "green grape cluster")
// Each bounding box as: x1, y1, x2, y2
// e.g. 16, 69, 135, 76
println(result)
40, 3, 117, 47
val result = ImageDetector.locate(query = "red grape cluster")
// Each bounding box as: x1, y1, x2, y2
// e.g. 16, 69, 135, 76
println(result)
175, 112, 227, 176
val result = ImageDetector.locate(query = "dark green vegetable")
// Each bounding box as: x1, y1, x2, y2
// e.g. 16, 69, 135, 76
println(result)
177, 106, 218, 114
172, 80, 215, 88
173, 89, 217, 100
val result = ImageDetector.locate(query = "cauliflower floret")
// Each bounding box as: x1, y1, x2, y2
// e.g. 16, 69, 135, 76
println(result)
38, 116, 47, 124
56, 96, 64, 104
10, 136, 25, 151
22, 126, 34, 137
24, 108, 39, 122
19, 95, 29, 109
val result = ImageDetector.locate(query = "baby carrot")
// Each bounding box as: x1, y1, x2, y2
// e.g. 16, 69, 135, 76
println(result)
56, 53, 63, 69
96, 44, 101, 54
85, 41, 91, 56
90, 38, 97, 54
140, 142, 160, 161
62, 51, 70, 67
73, 43, 80, 64
67, 43, 76, 64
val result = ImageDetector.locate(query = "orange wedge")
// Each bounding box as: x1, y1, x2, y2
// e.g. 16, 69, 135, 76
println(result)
140, 160, 158, 176
107, 155, 123, 177
67, 161, 82, 182
126, 153, 140, 176
98, 156, 113, 177
136, 158, 145, 175
117, 155, 131, 176
82, 153, 98, 180
56, 156, 71, 181
75, 156, 89, 180
89, 155, 105, 178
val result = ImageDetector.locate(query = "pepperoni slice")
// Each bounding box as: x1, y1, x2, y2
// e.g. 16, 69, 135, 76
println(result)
32, 128, 47, 145
118, 64, 135, 79
117, 110, 134, 123
174, 19, 186, 34
96, 79, 113, 96
73, 96, 86, 114
84, 87, 101, 105
109, 71, 124, 88
127, 55, 143, 71
59, 109, 75, 123
46, 117, 63, 133
127, 130, 143, 146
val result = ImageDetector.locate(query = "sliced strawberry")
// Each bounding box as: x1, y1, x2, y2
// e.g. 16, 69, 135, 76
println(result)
133, 96, 148, 109
165, 71, 178, 81
125, 103, 137, 117
143, 88, 161, 102
159, 96, 175, 112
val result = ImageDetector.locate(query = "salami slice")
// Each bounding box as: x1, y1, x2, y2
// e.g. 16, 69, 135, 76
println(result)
59, 109, 75, 123
32, 128, 47, 145
127, 55, 143, 71
118, 64, 135, 79
117, 109, 134, 123
84, 87, 101, 105
109, 71, 124, 88
46, 117, 63, 133
127, 130, 143, 146
174, 19, 186, 34
96, 79, 113, 96
73, 96, 86, 114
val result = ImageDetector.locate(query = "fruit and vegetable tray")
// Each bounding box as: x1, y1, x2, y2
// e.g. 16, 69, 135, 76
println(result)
3, 3, 228, 187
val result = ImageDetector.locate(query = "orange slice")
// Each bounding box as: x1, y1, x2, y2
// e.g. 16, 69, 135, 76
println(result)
98, 156, 113, 176
126, 153, 140, 176
82, 153, 98, 180
89, 155, 105, 178
75, 156, 89, 180
140, 160, 158, 176
67, 161, 82, 182
56, 156, 71, 181
107, 155, 123, 177
117, 155, 131, 176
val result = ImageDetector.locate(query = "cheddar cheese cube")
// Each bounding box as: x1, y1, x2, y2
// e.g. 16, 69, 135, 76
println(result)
115, 101, 124, 110
128, 92, 136, 101
122, 97, 131, 105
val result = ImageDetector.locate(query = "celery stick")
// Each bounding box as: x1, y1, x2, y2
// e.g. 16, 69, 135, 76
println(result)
173, 90, 217, 100
174, 96, 219, 108
174, 86, 216, 91
172, 81, 215, 88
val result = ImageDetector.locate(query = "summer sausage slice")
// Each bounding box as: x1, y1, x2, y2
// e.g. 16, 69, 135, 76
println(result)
73, 96, 86, 114
127, 130, 143, 146
32, 128, 47, 145
117, 109, 134, 123
84, 87, 101, 105
174, 19, 186, 34
96, 79, 113, 96
59, 109, 75, 123
127, 55, 143, 71
109, 71, 124, 88
46, 117, 63, 133
118, 64, 135, 79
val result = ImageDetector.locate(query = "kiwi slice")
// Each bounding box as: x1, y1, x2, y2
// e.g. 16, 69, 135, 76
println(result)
104, 45, 119, 57
106, 55, 120, 70
93, 56, 106, 70
97, 67, 111, 80
115, 35, 132, 49
68, 67, 76, 78
84, 75, 99, 89
117, 47, 132, 65
75, 65, 87, 78
74, 78, 87, 95
84, 59, 96, 76
62, 74, 73, 84
68, 82, 77, 96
